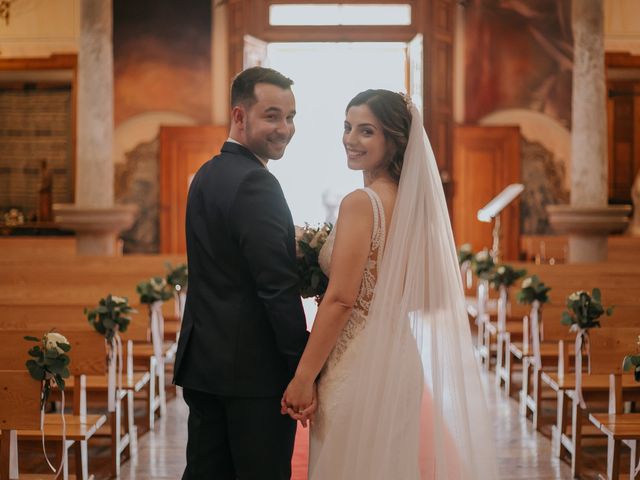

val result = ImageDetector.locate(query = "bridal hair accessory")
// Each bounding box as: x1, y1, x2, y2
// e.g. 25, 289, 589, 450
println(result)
398, 92, 412, 110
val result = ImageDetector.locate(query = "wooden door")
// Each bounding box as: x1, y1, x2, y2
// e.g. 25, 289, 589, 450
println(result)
159, 126, 228, 253
607, 80, 640, 203
452, 126, 521, 260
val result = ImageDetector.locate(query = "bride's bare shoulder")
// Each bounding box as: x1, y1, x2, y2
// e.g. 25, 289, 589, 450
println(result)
339, 189, 372, 215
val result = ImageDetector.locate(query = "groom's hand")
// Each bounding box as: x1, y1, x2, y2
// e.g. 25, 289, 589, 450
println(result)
280, 379, 317, 428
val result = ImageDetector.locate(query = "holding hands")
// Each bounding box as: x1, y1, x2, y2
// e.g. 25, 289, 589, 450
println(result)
281, 375, 317, 427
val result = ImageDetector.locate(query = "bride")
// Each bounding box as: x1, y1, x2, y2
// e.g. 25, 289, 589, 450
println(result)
282, 89, 497, 479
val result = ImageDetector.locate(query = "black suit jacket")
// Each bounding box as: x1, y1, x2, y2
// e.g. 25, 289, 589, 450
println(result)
173, 142, 308, 397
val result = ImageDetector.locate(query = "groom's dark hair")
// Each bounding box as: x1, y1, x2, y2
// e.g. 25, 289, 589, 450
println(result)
231, 67, 294, 108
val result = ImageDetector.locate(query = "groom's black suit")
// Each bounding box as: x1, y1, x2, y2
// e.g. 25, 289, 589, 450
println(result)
174, 141, 308, 480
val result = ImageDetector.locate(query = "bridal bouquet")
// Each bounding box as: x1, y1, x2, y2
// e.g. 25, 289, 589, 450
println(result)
296, 223, 332, 300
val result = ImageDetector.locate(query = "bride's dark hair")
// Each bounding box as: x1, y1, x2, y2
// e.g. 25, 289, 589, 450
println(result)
346, 89, 412, 183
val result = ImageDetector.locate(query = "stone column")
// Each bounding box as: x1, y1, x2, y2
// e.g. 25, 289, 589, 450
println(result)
547, 0, 630, 262
54, 0, 136, 255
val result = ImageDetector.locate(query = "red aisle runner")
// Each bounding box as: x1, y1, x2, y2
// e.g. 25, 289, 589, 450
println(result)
292, 423, 309, 480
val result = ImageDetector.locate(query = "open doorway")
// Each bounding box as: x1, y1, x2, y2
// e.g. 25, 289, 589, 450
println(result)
266, 42, 408, 225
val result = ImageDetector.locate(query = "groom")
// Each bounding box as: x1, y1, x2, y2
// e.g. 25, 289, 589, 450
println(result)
173, 67, 310, 480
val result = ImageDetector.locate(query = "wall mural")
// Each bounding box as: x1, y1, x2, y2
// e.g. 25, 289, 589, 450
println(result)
464, 0, 573, 128
113, 0, 212, 252
520, 138, 569, 235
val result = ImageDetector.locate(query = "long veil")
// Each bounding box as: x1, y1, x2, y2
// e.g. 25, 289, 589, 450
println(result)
310, 104, 498, 479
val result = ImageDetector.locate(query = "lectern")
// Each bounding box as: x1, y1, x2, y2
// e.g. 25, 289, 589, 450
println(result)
477, 184, 524, 263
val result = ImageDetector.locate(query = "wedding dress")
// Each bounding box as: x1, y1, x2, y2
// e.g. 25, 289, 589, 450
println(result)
311, 187, 424, 479
306, 103, 497, 480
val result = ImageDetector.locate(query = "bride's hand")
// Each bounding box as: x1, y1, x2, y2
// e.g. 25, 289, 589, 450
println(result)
281, 377, 317, 427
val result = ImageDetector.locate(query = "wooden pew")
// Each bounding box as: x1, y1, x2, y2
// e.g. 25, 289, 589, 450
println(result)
0, 330, 109, 479
0, 307, 159, 433
590, 374, 640, 479
556, 327, 640, 478
0, 254, 186, 426
491, 263, 640, 411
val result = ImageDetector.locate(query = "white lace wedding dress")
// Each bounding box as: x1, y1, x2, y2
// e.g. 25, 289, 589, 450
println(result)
309, 187, 424, 479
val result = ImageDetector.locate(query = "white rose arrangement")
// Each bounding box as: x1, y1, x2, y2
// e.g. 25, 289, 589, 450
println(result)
85, 294, 137, 342
457, 243, 474, 266
561, 288, 614, 331
517, 275, 551, 305
472, 250, 495, 280
137, 276, 174, 304
489, 264, 527, 291
24, 331, 72, 407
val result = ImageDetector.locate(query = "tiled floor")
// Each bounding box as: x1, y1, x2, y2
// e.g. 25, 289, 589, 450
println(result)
21, 372, 622, 479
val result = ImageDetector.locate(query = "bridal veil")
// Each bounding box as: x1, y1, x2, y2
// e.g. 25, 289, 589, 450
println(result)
309, 103, 498, 479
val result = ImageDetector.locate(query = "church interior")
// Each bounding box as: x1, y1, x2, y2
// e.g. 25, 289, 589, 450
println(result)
1, 0, 640, 478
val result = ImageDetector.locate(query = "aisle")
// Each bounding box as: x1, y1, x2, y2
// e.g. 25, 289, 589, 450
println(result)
120, 375, 578, 480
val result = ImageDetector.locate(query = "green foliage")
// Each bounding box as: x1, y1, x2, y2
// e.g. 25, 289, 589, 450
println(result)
560, 288, 615, 330
516, 275, 551, 305
624, 353, 640, 382
457, 244, 474, 267
296, 223, 332, 301
136, 276, 173, 304
85, 294, 136, 342
489, 264, 527, 290
165, 262, 188, 291
24, 332, 71, 408
471, 250, 495, 280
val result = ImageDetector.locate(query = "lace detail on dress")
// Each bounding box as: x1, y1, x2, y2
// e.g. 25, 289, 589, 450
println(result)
311, 188, 388, 447
319, 188, 386, 367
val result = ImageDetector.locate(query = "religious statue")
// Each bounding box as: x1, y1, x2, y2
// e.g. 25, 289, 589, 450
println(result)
631, 171, 640, 236
38, 159, 53, 222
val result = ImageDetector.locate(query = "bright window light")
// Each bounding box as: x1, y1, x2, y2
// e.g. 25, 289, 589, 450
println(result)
269, 4, 412, 26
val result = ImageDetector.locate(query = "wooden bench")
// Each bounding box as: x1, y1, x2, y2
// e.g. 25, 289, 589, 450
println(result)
0, 255, 187, 427
0, 329, 109, 479
554, 328, 640, 478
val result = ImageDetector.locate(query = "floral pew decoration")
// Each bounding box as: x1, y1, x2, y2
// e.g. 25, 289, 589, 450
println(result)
295, 223, 332, 304
561, 288, 615, 407
85, 295, 136, 412
489, 264, 527, 385
24, 331, 72, 477
136, 276, 174, 416
490, 264, 527, 326
457, 243, 474, 289
470, 250, 495, 322
166, 262, 188, 322
516, 275, 551, 368
137, 276, 173, 353
623, 336, 640, 382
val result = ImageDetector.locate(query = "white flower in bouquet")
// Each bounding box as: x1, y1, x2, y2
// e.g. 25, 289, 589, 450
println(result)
497, 266, 506, 275
522, 277, 533, 289
568, 291, 585, 302
45, 332, 69, 354
460, 243, 472, 253
111, 295, 127, 305
475, 250, 489, 262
